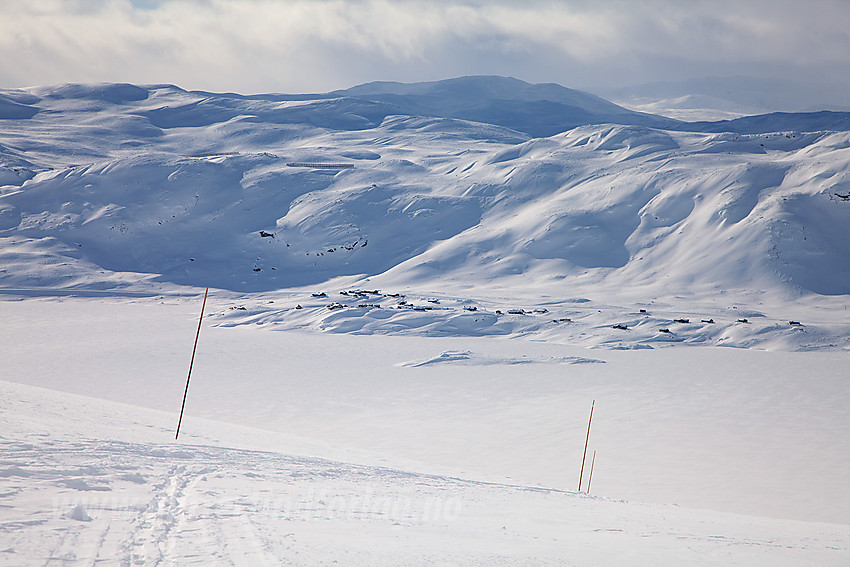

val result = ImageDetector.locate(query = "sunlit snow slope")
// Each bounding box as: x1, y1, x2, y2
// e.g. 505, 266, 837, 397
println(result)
1, 77, 849, 349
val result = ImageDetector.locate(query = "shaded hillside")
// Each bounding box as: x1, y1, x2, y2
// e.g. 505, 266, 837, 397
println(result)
1, 78, 849, 314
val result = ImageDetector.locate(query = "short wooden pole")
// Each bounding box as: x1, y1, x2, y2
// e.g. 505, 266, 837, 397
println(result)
175, 287, 209, 439
578, 399, 594, 491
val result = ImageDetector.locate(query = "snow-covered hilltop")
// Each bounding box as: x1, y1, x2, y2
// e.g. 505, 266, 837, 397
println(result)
1, 76, 849, 349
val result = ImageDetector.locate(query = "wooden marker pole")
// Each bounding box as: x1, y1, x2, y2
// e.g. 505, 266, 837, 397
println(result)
175, 287, 209, 440
587, 450, 596, 494
578, 399, 595, 491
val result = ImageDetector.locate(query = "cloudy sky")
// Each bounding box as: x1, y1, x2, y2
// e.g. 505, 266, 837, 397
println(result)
2, 0, 849, 102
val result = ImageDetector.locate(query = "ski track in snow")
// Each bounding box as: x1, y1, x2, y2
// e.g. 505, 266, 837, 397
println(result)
1, 380, 848, 566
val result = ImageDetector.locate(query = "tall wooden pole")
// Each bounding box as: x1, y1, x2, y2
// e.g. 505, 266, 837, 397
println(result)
578, 399, 594, 491
175, 287, 209, 439
587, 450, 597, 494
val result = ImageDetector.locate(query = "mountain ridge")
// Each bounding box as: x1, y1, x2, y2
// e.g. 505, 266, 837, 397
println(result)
1, 77, 849, 349
7, 75, 850, 136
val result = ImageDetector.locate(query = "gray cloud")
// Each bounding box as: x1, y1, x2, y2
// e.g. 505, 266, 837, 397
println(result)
1, 0, 848, 98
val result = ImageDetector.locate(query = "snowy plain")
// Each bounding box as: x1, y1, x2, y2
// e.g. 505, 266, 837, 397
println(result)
1, 77, 849, 564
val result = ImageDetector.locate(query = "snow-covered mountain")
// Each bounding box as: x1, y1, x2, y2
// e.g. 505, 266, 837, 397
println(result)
602, 76, 850, 119
334, 75, 681, 136
1, 76, 849, 349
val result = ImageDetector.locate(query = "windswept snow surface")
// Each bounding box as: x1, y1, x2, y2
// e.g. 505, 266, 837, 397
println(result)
1, 296, 848, 566
1, 298, 849, 566
2, 374, 847, 566
1, 77, 850, 563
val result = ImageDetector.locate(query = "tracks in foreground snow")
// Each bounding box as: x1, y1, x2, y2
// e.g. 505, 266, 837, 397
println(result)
2, 422, 848, 566
1, 435, 478, 565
